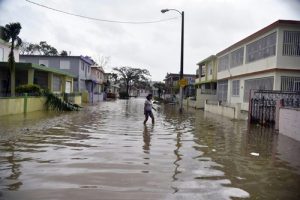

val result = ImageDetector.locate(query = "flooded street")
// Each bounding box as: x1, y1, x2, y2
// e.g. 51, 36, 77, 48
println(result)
0, 98, 300, 200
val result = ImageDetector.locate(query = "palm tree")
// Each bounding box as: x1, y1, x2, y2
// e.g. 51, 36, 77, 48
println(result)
3, 22, 22, 96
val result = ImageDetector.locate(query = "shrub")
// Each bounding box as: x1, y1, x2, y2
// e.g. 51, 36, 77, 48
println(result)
16, 84, 42, 96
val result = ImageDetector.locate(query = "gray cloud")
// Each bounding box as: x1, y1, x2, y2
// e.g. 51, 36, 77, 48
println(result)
0, 0, 299, 81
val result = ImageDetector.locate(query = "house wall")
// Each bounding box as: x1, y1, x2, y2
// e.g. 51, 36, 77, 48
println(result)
19, 56, 93, 92
279, 108, 300, 141
276, 26, 300, 69
0, 41, 19, 62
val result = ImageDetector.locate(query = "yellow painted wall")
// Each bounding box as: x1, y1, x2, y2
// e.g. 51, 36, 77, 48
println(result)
26, 97, 47, 112
0, 97, 46, 116
0, 97, 24, 116
74, 95, 82, 105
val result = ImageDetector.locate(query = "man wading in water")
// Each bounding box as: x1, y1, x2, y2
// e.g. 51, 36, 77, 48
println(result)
143, 94, 156, 124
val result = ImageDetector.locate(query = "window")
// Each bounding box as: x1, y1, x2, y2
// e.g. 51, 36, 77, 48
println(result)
230, 47, 244, 68
207, 62, 213, 75
246, 32, 276, 63
281, 76, 300, 91
243, 77, 274, 102
81, 62, 84, 71
52, 75, 61, 91
232, 80, 240, 96
39, 59, 49, 67
283, 31, 300, 56
218, 54, 229, 72
0, 48, 4, 61
217, 80, 228, 102
201, 65, 206, 77
60, 60, 70, 69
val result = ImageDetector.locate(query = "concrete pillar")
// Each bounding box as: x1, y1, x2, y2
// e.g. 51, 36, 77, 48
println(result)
62, 76, 66, 93
27, 69, 35, 85
235, 103, 241, 119
48, 73, 53, 91
275, 99, 283, 130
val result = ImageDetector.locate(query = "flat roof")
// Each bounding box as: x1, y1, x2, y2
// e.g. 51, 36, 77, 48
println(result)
196, 55, 217, 65
0, 62, 76, 78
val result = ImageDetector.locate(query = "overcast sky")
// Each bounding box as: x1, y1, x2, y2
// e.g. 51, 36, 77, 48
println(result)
0, 0, 299, 81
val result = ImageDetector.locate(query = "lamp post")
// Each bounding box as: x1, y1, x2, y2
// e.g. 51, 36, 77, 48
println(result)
161, 9, 184, 113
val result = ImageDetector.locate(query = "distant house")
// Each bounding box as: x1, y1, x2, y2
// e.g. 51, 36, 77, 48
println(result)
89, 64, 105, 102
20, 55, 101, 103
216, 20, 300, 111
164, 73, 196, 97
195, 55, 218, 108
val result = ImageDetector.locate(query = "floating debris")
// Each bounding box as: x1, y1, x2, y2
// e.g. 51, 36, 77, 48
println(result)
250, 152, 259, 156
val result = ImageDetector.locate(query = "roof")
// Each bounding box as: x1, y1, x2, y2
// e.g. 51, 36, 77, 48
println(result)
196, 55, 217, 65
20, 55, 95, 65
165, 73, 197, 78
217, 20, 300, 56
0, 62, 76, 78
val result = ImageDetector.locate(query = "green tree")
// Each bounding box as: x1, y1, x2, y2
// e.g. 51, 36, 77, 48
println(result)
153, 82, 166, 99
112, 67, 150, 95
3, 22, 22, 96
39, 41, 58, 55
60, 50, 68, 56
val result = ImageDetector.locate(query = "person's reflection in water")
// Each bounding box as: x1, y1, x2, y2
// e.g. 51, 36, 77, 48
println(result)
143, 124, 153, 154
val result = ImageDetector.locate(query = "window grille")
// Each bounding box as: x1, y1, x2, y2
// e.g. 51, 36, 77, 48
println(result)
283, 31, 300, 56
232, 80, 240, 96
246, 32, 276, 63
230, 47, 244, 68
243, 77, 274, 102
281, 76, 300, 91
218, 54, 229, 72
217, 80, 228, 102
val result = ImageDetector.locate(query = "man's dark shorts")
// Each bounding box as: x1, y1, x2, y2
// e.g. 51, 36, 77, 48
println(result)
144, 110, 153, 118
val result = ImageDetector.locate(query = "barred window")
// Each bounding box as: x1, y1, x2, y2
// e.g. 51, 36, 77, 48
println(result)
217, 80, 228, 102
230, 47, 244, 68
243, 77, 274, 102
281, 76, 300, 91
232, 80, 240, 96
283, 31, 300, 56
246, 32, 276, 63
218, 54, 229, 72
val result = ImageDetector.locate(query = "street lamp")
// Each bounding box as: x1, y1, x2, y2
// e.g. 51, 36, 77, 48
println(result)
161, 8, 184, 113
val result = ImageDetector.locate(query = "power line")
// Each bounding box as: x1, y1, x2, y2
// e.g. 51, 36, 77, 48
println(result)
25, 0, 178, 24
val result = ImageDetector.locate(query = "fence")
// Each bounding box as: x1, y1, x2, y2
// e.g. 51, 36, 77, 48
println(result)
248, 90, 300, 126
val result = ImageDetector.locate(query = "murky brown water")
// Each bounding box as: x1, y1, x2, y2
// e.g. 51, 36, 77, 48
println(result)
0, 98, 300, 200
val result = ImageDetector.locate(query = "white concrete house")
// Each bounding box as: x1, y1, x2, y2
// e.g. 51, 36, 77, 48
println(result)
216, 20, 300, 111
0, 38, 19, 62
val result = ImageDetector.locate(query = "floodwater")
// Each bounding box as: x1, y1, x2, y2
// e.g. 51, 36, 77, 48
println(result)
0, 98, 300, 200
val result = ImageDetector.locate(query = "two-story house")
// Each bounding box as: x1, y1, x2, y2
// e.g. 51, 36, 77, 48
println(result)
195, 55, 218, 108
90, 64, 105, 102
216, 20, 300, 111
20, 55, 95, 102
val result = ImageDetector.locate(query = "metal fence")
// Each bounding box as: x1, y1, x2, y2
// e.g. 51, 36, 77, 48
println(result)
249, 90, 300, 126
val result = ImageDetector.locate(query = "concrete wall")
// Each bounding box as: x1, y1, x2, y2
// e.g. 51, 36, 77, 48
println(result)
279, 108, 300, 141
204, 101, 247, 120
0, 95, 82, 116
0, 96, 46, 116
196, 88, 217, 109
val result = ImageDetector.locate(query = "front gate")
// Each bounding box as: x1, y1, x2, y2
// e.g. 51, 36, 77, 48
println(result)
249, 90, 300, 126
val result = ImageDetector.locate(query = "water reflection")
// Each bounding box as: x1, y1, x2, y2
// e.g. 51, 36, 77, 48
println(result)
0, 99, 299, 200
